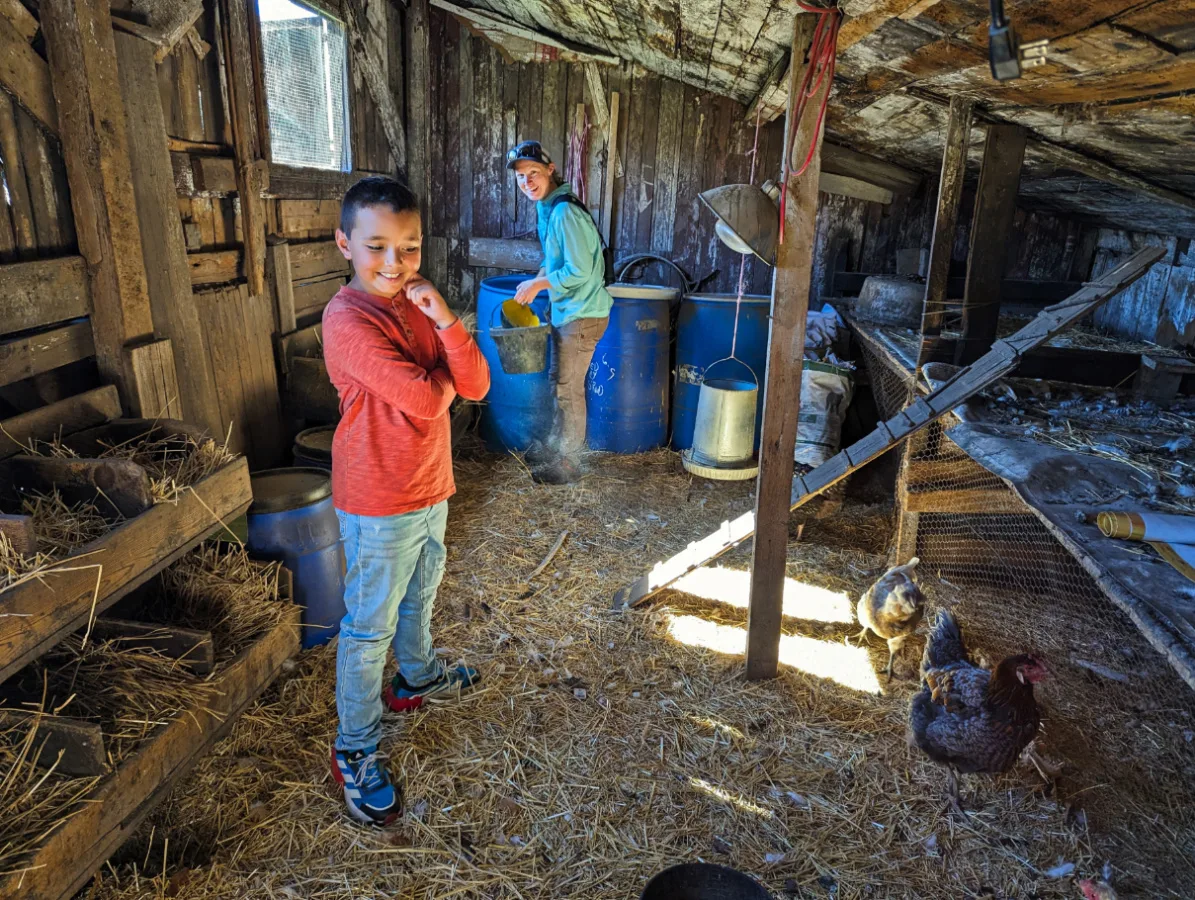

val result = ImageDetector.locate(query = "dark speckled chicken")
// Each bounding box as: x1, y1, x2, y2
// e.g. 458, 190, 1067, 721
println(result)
855, 557, 925, 681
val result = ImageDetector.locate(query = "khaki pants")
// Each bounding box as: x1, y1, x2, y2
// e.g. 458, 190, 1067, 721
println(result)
547, 315, 608, 461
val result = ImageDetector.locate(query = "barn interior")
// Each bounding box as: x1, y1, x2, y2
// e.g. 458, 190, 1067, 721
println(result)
1, 0, 1194, 898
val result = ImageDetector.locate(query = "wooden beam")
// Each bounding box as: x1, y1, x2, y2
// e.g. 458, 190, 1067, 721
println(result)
0, 320, 94, 386
746, 14, 827, 682
171, 152, 239, 196
916, 95, 973, 370
404, 0, 432, 207
115, 1, 205, 62
0, 385, 122, 460
220, 0, 267, 296
268, 241, 297, 334
616, 247, 1166, 613
0, 711, 107, 777
188, 248, 242, 285
0, 0, 38, 42
0, 257, 90, 334
958, 123, 1026, 366
430, 0, 620, 66
821, 142, 922, 195
819, 172, 893, 205
346, 0, 407, 174
467, 237, 542, 270
0, 95, 36, 254
0, 13, 58, 134
265, 163, 374, 200
600, 92, 620, 247
116, 31, 222, 435
40, 0, 160, 414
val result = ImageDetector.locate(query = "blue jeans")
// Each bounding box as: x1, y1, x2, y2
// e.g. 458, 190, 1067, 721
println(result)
334, 501, 448, 752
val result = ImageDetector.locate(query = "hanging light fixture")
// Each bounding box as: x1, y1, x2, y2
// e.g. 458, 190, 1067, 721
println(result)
698, 180, 781, 266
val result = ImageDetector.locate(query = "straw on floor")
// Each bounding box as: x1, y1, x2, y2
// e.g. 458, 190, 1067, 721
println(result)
78, 450, 1195, 899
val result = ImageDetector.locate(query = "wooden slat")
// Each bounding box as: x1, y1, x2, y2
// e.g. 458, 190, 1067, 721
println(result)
276, 323, 323, 375
916, 95, 973, 369
40, 0, 158, 411
0, 0, 37, 42
16, 106, 67, 252
0, 711, 107, 777
819, 172, 893, 205
0, 320, 94, 386
264, 164, 370, 200
89, 618, 214, 675
267, 241, 296, 334
0, 95, 36, 255
821, 142, 922, 195
900, 484, 1026, 515
745, 14, 827, 683
0, 456, 253, 682
219, 0, 266, 296
0, 13, 58, 134
278, 199, 341, 237
651, 78, 684, 257
170, 152, 239, 197
0, 608, 299, 900
117, 32, 223, 435
0, 386, 122, 460
292, 273, 345, 317
600, 91, 619, 246
288, 240, 351, 281
0, 257, 90, 335
613, 246, 1167, 613
467, 237, 541, 270
127, 338, 183, 421
188, 248, 241, 285
958, 124, 1027, 366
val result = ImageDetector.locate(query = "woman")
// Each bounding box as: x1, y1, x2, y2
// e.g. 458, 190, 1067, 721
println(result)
508, 140, 612, 485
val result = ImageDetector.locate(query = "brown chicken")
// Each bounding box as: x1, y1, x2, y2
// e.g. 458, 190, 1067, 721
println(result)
855, 557, 925, 681
909, 610, 1048, 809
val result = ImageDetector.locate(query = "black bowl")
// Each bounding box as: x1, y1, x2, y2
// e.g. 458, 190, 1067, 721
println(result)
641, 863, 770, 900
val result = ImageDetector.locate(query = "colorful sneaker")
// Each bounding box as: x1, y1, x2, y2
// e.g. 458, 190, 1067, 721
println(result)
330, 746, 401, 826
382, 663, 480, 712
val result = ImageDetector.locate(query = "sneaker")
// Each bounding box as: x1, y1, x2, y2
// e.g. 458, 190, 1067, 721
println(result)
523, 440, 559, 467
382, 663, 480, 712
331, 746, 401, 826
531, 458, 581, 485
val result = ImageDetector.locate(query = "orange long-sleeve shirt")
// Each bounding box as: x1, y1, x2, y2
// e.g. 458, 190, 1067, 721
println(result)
322, 285, 490, 516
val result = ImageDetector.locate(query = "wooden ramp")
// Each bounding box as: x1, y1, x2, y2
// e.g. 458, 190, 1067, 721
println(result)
612, 244, 1166, 611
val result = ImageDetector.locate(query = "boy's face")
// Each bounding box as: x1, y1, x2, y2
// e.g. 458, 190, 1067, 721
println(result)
514, 160, 555, 203
336, 205, 423, 298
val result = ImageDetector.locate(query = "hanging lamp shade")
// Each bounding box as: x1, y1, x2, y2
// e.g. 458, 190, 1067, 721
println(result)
698, 181, 780, 266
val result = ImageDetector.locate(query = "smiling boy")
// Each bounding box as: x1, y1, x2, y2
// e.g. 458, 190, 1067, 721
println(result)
323, 177, 489, 825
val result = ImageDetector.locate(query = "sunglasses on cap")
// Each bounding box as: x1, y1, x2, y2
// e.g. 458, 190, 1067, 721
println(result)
506, 141, 552, 169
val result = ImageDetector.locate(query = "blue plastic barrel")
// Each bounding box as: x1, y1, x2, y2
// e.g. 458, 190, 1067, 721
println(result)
587, 284, 676, 453
672, 293, 771, 452
293, 426, 334, 471
246, 468, 345, 649
476, 275, 553, 453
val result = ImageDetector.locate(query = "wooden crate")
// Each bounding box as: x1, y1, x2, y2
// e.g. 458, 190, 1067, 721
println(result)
0, 604, 301, 900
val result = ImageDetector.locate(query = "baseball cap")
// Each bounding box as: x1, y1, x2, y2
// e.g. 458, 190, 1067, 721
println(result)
506, 140, 553, 169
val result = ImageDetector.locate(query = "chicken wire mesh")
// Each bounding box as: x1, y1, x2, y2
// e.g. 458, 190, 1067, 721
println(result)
851, 318, 1195, 888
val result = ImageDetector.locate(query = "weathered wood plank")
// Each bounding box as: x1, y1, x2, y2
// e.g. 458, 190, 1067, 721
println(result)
292, 274, 346, 317
15, 106, 68, 252
89, 617, 214, 675
288, 239, 351, 281
0, 454, 252, 684
405, 0, 432, 208
0, 320, 94, 386
0, 95, 37, 255
41, 0, 159, 413
0, 0, 37, 42
0, 257, 90, 334
0, 12, 58, 134
916, 95, 972, 369
0, 385, 122, 460
746, 14, 826, 683
11, 455, 154, 521
467, 237, 541, 270
600, 91, 620, 246
822, 141, 922, 195
0, 711, 107, 777
117, 32, 222, 435
650, 78, 684, 257
0, 607, 299, 900
345, 0, 406, 173
188, 248, 241, 285
958, 123, 1026, 366
819, 172, 894, 205
127, 338, 183, 421
0, 512, 36, 557
268, 241, 296, 334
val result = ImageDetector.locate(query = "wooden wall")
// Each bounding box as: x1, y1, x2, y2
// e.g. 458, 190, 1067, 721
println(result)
1093, 230, 1195, 349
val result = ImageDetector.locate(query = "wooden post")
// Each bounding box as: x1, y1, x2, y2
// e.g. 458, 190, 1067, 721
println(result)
39, 0, 177, 416
915, 95, 973, 370
221, 0, 268, 297
957, 123, 1026, 366
405, 0, 432, 214
600, 91, 620, 246
744, 14, 827, 682
114, 31, 222, 435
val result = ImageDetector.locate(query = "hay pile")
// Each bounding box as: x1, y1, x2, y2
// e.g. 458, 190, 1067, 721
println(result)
80, 451, 1195, 900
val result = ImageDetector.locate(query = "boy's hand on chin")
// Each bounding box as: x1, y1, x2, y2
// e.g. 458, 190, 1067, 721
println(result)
407, 277, 458, 329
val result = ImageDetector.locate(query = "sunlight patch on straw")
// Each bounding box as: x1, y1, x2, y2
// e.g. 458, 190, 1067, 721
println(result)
671, 566, 855, 624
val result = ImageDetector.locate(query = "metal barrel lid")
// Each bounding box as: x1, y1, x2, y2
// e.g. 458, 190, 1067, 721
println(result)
294, 426, 335, 460
249, 467, 332, 514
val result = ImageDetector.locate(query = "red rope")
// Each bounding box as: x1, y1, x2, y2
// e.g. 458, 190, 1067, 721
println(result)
779, 4, 840, 246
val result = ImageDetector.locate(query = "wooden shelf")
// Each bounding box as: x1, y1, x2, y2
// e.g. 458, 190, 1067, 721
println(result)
0, 456, 254, 683
0, 605, 300, 900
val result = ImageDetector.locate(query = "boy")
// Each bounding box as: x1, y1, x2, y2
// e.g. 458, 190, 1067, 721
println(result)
323, 177, 490, 825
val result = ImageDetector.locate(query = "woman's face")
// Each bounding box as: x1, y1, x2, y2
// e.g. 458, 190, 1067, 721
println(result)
514, 160, 556, 202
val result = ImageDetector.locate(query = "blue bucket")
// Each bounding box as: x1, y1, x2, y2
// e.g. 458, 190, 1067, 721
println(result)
246, 467, 345, 649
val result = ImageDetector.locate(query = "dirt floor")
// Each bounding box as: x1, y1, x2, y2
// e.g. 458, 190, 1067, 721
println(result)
84, 449, 1195, 900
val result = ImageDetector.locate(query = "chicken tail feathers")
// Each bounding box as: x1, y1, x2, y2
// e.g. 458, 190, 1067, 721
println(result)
922, 609, 968, 674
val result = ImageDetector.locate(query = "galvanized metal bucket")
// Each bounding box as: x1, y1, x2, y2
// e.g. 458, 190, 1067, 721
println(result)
690, 377, 758, 467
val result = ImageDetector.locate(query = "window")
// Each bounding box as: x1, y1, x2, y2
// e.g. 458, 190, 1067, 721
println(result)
257, 0, 351, 171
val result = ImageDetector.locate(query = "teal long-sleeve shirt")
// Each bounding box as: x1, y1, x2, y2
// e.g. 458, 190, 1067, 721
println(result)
536, 183, 612, 327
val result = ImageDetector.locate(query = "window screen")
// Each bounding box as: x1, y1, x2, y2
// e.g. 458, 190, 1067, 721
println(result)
258, 0, 351, 172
